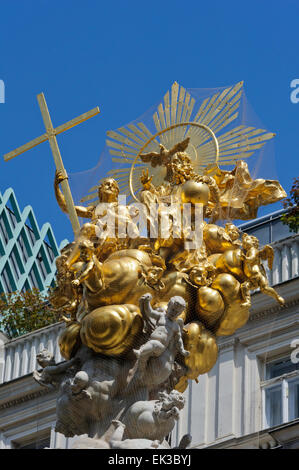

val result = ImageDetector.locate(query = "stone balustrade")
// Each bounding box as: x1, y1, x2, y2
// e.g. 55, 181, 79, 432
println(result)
0, 322, 63, 384
269, 235, 299, 285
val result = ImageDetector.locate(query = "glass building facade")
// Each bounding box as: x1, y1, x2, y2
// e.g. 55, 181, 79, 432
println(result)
0, 188, 67, 294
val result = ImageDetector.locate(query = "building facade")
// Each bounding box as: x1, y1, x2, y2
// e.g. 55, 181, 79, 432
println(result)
176, 210, 299, 449
0, 210, 298, 449
0, 187, 67, 294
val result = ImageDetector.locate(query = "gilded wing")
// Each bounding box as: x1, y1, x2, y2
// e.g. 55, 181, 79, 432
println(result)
140, 151, 162, 167
260, 245, 274, 270
168, 137, 190, 157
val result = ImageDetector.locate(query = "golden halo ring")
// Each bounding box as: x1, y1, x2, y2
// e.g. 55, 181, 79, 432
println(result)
129, 122, 219, 202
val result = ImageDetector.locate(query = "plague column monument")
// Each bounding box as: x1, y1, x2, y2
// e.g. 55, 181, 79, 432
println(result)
4, 82, 286, 448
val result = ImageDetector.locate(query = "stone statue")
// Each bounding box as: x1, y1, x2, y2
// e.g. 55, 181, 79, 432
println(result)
70, 371, 92, 400
122, 390, 185, 441
133, 294, 189, 368
33, 349, 79, 389
109, 420, 170, 449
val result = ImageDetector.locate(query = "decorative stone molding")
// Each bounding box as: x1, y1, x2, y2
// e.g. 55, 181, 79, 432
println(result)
0, 388, 50, 410
249, 297, 299, 323
218, 337, 237, 351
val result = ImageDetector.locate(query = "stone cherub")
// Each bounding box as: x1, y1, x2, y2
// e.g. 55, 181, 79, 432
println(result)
133, 293, 189, 365
69, 370, 92, 400
240, 233, 285, 307
155, 390, 185, 418
55, 374, 91, 437
33, 349, 79, 389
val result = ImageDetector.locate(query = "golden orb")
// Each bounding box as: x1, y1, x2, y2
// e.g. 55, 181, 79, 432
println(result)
180, 180, 210, 205
80, 304, 143, 356
182, 321, 218, 379
58, 322, 81, 360
196, 286, 225, 329
211, 273, 240, 302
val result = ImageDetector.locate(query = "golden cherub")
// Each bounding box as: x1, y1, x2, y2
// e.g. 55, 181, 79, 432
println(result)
240, 233, 284, 307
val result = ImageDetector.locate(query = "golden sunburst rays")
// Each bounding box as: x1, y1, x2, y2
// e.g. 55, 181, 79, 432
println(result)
81, 81, 275, 203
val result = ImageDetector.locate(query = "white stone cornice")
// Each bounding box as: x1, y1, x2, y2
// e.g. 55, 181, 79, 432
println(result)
5, 322, 63, 346
249, 296, 299, 323
249, 277, 299, 317
218, 336, 238, 351
0, 374, 53, 410
237, 317, 299, 354
0, 388, 50, 411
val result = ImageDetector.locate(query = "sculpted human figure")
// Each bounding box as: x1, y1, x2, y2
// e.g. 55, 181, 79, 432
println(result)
138, 266, 165, 291
49, 252, 81, 322
55, 171, 120, 221
188, 261, 217, 287
33, 349, 79, 389
224, 223, 242, 247
122, 390, 185, 441
71, 239, 104, 294
139, 168, 160, 208
133, 293, 189, 365
55, 171, 126, 264
109, 421, 168, 449
240, 233, 284, 307
204, 160, 286, 220
203, 221, 242, 254
70, 371, 92, 400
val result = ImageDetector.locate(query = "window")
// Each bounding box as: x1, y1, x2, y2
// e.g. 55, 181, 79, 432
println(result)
9, 248, 23, 281
17, 230, 31, 264
5, 194, 21, 227
24, 213, 39, 247
0, 213, 12, 245
25, 223, 37, 246
36, 247, 50, 281
44, 230, 59, 264
28, 264, 42, 290
6, 206, 18, 229
1, 263, 16, 293
262, 357, 299, 429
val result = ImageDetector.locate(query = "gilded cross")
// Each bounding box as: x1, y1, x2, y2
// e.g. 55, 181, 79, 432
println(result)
3, 93, 100, 236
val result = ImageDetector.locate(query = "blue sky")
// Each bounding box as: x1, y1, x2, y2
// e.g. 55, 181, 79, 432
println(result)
0, 0, 299, 243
